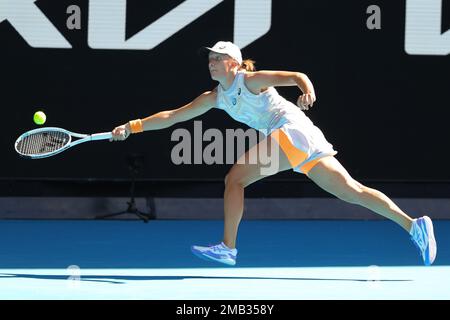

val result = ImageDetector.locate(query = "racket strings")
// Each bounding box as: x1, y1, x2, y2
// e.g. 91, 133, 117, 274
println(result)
17, 131, 70, 155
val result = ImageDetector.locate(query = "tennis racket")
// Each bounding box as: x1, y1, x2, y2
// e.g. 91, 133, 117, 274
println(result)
15, 127, 113, 159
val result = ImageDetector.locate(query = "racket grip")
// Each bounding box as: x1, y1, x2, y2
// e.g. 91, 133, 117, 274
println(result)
91, 132, 113, 141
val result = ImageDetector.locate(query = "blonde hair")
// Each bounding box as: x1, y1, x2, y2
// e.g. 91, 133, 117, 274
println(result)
240, 59, 256, 71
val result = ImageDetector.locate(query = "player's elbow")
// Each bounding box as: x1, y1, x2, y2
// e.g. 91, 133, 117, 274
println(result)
154, 110, 177, 128
168, 91, 214, 124
296, 72, 308, 81
287, 72, 305, 86
164, 110, 178, 126
170, 107, 196, 125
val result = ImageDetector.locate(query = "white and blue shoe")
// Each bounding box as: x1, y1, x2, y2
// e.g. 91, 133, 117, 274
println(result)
191, 242, 237, 266
410, 216, 437, 266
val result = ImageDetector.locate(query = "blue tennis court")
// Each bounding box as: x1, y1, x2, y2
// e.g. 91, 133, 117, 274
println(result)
0, 219, 448, 300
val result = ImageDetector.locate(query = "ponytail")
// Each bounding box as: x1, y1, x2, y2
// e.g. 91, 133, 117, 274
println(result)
240, 59, 256, 71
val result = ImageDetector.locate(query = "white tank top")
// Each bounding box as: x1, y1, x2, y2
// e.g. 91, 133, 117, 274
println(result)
215, 71, 310, 133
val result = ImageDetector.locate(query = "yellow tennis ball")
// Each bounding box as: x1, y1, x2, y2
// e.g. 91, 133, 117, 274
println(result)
33, 111, 46, 125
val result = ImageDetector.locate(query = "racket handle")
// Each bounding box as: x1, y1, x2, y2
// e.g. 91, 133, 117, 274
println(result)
91, 132, 113, 141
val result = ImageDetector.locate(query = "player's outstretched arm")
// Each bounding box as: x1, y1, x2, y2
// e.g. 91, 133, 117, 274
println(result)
111, 91, 216, 141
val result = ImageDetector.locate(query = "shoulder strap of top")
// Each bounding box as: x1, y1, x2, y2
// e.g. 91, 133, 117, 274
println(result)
236, 71, 246, 86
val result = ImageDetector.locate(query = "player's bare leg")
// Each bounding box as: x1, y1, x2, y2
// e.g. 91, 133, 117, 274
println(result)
223, 135, 292, 249
306, 156, 413, 232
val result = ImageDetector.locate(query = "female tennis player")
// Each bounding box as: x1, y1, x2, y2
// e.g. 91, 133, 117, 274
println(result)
111, 41, 437, 266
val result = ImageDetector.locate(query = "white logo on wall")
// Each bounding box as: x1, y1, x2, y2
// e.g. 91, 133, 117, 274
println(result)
0, 0, 272, 49
405, 0, 450, 55
1, 0, 448, 55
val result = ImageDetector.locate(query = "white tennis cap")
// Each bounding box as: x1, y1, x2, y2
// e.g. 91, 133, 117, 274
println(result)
204, 41, 243, 65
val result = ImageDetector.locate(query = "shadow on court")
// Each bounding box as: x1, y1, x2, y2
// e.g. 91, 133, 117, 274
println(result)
0, 273, 413, 285
0, 220, 448, 268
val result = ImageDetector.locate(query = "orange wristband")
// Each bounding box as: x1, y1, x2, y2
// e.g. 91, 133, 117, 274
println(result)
129, 119, 143, 133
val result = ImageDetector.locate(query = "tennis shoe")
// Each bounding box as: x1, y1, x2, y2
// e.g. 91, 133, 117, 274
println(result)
191, 242, 237, 266
410, 216, 437, 266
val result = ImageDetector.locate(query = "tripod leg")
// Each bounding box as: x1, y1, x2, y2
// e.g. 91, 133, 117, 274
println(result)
96, 199, 155, 222
95, 210, 128, 220
96, 154, 155, 222
135, 211, 150, 223
147, 197, 157, 219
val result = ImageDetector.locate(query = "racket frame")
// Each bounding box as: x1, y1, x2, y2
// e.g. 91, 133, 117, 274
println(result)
14, 127, 112, 159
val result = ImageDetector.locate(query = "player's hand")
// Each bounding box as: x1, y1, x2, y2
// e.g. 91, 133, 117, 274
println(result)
111, 123, 131, 141
297, 92, 316, 111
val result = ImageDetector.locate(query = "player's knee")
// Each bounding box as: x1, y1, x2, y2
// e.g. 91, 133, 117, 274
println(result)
225, 170, 245, 189
224, 172, 238, 187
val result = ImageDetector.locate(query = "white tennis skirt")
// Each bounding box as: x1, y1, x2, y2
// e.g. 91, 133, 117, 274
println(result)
270, 113, 338, 175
